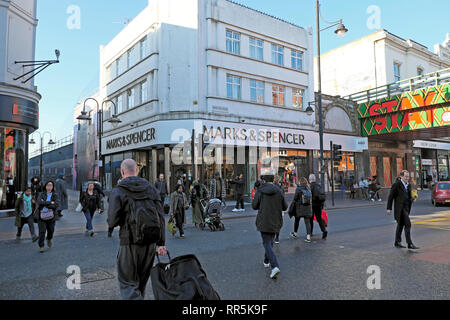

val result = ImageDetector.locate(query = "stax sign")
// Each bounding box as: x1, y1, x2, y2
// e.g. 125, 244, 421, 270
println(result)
105, 128, 156, 150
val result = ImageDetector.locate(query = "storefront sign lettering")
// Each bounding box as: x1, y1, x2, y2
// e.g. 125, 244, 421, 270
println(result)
105, 128, 155, 150
202, 126, 306, 146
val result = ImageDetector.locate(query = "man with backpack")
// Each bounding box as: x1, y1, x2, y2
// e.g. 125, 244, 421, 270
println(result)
309, 174, 328, 239
108, 159, 167, 300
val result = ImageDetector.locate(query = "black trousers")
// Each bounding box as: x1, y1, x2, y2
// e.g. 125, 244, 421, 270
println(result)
294, 216, 312, 235
17, 216, 36, 237
235, 193, 244, 209
117, 244, 156, 300
396, 208, 412, 245
174, 210, 184, 235
311, 205, 327, 234
38, 219, 55, 248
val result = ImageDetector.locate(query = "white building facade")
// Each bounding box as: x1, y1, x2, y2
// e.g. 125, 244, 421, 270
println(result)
316, 29, 450, 97
0, 0, 40, 204
96, 0, 366, 195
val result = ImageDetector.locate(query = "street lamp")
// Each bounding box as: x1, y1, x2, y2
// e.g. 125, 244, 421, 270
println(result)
77, 98, 121, 187
29, 131, 56, 182
315, 0, 348, 188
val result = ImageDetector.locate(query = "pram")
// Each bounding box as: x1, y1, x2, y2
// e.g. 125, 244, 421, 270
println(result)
199, 198, 225, 232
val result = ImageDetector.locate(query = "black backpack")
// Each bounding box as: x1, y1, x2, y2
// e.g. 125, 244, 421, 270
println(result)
300, 187, 312, 206
121, 188, 162, 245
313, 183, 326, 203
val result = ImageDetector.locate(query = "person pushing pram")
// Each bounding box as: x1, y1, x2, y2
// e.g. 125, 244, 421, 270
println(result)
199, 198, 225, 232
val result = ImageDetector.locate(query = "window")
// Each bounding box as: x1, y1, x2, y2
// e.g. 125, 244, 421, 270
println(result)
291, 50, 304, 71
271, 44, 284, 66
117, 95, 123, 114
272, 85, 285, 106
292, 88, 304, 108
127, 50, 131, 69
249, 37, 264, 60
127, 88, 135, 110
115, 60, 120, 77
140, 37, 147, 59
226, 75, 241, 100
226, 30, 241, 55
250, 80, 264, 103
141, 81, 148, 104
417, 67, 424, 76
394, 63, 401, 82
106, 65, 112, 82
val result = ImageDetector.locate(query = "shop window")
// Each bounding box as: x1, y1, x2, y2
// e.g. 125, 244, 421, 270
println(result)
383, 157, 392, 187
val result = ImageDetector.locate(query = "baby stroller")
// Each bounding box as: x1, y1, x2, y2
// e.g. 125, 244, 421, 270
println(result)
199, 198, 225, 232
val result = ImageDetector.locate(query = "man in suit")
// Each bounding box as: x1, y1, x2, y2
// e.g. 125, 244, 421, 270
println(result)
387, 170, 419, 250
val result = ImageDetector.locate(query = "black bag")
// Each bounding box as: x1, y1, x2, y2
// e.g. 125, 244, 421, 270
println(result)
120, 188, 162, 245
288, 201, 296, 219
163, 197, 170, 215
313, 183, 326, 203
150, 252, 220, 300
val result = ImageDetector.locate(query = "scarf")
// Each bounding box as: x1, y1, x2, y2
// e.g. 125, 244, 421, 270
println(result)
22, 194, 33, 217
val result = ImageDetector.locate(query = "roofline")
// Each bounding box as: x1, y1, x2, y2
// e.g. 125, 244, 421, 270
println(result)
225, 0, 305, 31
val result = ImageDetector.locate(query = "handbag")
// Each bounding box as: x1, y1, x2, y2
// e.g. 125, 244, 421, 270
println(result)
40, 209, 55, 221
75, 203, 83, 212
150, 252, 220, 300
314, 209, 329, 227
167, 217, 177, 236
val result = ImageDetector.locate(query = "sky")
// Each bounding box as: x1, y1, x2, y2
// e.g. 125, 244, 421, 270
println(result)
33, 0, 450, 154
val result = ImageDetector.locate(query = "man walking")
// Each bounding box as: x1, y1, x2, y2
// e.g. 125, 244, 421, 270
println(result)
108, 159, 167, 300
387, 170, 419, 250
209, 171, 226, 203
232, 174, 245, 212
55, 174, 68, 218
309, 174, 328, 239
252, 173, 288, 280
155, 173, 168, 205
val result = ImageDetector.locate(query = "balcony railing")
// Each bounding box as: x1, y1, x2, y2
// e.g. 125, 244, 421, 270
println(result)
29, 135, 73, 159
345, 67, 450, 104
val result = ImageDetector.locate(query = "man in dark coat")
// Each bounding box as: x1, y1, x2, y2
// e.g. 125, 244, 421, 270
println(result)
231, 174, 245, 212
107, 159, 167, 300
387, 170, 419, 250
55, 174, 68, 218
252, 173, 288, 280
155, 173, 168, 204
309, 174, 328, 239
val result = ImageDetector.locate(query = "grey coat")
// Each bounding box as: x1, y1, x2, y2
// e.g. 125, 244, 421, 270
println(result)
55, 178, 68, 211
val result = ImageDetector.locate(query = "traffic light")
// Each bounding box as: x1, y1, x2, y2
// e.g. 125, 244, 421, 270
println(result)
333, 144, 343, 163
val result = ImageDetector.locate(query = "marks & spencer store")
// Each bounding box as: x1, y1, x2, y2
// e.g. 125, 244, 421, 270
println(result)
102, 119, 368, 198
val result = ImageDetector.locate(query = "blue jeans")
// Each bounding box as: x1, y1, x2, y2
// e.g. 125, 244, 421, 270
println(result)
261, 232, 279, 269
84, 210, 94, 231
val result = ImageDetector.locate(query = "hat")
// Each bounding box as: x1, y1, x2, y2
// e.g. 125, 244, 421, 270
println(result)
58, 173, 64, 179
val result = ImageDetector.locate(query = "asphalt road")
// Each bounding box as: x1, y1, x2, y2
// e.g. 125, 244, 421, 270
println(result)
0, 201, 449, 300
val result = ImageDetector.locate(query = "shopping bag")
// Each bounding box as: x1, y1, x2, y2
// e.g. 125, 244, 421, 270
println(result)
314, 209, 329, 227
150, 252, 220, 300
167, 217, 177, 236
75, 203, 82, 212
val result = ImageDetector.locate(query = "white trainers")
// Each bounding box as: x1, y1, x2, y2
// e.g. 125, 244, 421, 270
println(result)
232, 208, 239, 212
263, 262, 270, 268
378, 199, 382, 202
290, 232, 298, 239
305, 235, 311, 243
270, 267, 280, 279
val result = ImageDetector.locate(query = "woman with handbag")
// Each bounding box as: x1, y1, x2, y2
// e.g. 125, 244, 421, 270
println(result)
80, 182, 103, 237
169, 184, 190, 238
36, 181, 59, 253
290, 177, 313, 243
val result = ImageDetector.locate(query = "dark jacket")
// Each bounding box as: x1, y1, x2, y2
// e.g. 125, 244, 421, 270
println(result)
36, 192, 59, 222
30, 177, 42, 200
387, 180, 413, 222
155, 179, 168, 196
231, 177, 245, 195
55, 178, 68, 211
293, 185, 313, 218
80, 190, 101, 213
107, 176, 166, 246
310, 181, 324, 206
274, 182, 285, 196
252, 183, 288, 234
94, 183, 105, 198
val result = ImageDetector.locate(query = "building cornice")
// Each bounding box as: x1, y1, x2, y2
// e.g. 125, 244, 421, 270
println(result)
0, 82, 41, 103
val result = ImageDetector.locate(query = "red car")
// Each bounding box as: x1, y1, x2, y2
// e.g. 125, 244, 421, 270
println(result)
431, 182, 450, 206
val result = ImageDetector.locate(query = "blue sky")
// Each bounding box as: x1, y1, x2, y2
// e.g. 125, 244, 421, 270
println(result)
33, 0, 450, 153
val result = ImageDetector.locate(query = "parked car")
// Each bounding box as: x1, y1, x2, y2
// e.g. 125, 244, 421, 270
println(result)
431, 182, 450, 206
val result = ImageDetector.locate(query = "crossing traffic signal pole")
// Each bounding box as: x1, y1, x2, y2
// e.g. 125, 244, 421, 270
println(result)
331, 141, 335, 207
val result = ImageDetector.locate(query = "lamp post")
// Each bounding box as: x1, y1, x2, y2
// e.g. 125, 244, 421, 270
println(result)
77, 98, 122, 187
29, 131, 56, 182
315, 0, 348, 187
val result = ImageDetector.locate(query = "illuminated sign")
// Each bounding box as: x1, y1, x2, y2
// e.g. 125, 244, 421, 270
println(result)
358, 84, 450, 137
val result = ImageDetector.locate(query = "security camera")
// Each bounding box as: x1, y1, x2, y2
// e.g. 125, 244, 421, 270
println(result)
55, 49, 61, 61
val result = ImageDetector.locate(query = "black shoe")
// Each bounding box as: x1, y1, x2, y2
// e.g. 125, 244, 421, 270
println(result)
408, 244, 420, 250
322, 231, 328, 239
394, 242, 406, 248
